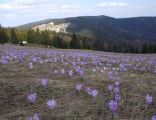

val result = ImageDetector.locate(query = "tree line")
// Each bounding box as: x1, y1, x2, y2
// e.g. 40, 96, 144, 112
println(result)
0, 25, 95, 50
0, 25, 156, 53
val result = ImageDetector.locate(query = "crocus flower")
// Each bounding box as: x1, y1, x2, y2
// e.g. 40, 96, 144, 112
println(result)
107, 85, 113, 92
47, 99, 57, 110
75, 84, 83, 91
108, 71, 113, 80
91, 89, 98, 97
79, 70, 84, 77
68, 70, 73, 77
32, 57, 37, 62
115, 94, 121, 102
86, 87, 98, 97
0, 59, 8, 66
40, 78, 48, 88
28, 117, 33, 120
108, 100, 118, 113
27, 93, 37, 104
114, 87, 119, 94
33, 113, 40, 120
29, 62, 33, 69
28, 113, 40, 120
86, 87, 92, 96
145, 94, 153, 105
114, 81, 120, 87
75, 66, 81, 72
151, 115, 156, 120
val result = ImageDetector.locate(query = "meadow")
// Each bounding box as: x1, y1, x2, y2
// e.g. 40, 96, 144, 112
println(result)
0, 44, 156, 120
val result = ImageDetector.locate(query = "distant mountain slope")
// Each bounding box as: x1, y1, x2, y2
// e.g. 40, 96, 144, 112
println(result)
18, 19, 66, 29
18, 15, 156, 42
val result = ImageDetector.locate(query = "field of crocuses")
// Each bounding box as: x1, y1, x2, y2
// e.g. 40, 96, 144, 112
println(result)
0, 44, 156, 120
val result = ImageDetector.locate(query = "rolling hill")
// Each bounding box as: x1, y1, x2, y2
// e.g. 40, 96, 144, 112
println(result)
18, 15, 156, 43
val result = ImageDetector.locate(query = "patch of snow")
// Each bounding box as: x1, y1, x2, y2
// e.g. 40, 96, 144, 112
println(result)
33, 22, 70, 33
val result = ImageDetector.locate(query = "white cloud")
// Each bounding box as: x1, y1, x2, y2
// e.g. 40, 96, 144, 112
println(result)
136, 5, 146, 9
0, 0, 80, 26
0, 4, 12, 9
5, 13, 15, 18
0, 0, 54, 10
61, 9, 78, 13
98, 2, 129, 8
61, 4, 79, 13
0, 0, 79, 14
85, 9, 93, 12
61, 5, 73, 9
0, 0, 33, 10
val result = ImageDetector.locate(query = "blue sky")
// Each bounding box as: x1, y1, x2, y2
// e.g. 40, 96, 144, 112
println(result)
0, 0, 156, 26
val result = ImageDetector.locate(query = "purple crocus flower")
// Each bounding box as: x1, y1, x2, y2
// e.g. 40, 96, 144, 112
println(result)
33, 113, 40, 120
86, 87, 98, 97
145, 94, 153, 105
75, 66, 81, 72
86, 87, 92, 96
115, 94, 121, 102
68, 70, 73, 77
29, 62, 33, 69
152, 115, 156, 120
27, 93, 37, 104
108, 71, 113, 80
79, 70, 84, 77
28, 117, 33, 120
91, 89, 98, 97
114, 87, 119, 94
108, 100, 118, 113
75, 84, 83, 91
32, 57, 37, 62
0, 59, 8, 66
114, 81, 120, 87
28, 116, 33, 120
40, 78, 48, 88
47, 99, 57, 110
28, 113, 40, 120
107, 85, 113, 92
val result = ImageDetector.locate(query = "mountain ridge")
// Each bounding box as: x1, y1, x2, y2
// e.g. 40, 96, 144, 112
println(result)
18, 15, 156, 42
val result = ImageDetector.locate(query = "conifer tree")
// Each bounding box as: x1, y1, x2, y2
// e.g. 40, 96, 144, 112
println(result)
70, 33, 82, 49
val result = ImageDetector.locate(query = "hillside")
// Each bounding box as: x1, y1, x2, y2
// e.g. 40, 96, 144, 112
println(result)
33, 22, 70, 33
18, 15, 156, 42
0, 44, 156, 119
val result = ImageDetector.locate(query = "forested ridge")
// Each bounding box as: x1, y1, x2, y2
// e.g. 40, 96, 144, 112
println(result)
1, 15, 156, 54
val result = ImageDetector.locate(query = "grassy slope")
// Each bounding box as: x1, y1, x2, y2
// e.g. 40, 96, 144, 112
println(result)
0, 44, 156, 120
